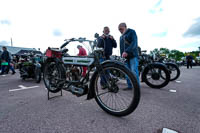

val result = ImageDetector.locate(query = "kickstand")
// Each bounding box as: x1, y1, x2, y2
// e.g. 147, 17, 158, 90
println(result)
47, 89, 63, 100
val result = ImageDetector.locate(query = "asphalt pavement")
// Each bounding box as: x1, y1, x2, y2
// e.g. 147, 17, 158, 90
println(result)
0, 67, 200, 133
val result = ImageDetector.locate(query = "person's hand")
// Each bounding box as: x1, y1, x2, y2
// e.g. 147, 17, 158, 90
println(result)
109, 35, 114, 40
101, 35, 105, 39
122, 52, 128, 58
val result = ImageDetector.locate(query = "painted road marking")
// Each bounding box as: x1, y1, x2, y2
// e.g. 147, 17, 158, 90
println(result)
162, 128, 178, 133
1, 75, 6, 77
9, 85, 39, 92
169, 89, 176, 93
175, 81, 181, 83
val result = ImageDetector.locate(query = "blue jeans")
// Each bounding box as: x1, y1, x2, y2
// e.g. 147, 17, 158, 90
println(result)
125, 57, 140, 88
99, 58, 107, 85
1, 61, 15, 74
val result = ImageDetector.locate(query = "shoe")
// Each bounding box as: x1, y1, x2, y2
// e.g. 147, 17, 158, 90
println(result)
12, 71, 16, 75
123, 87, 132, 91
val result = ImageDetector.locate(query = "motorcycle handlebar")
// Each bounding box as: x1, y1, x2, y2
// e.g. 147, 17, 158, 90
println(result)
61, 38, 94, 49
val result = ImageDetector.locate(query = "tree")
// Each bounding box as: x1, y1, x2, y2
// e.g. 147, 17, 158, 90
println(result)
159, 48, 170, 55
168, 50, 184, 61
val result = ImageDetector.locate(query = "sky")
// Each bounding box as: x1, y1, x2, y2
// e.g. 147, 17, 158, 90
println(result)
0, 0, 200, 55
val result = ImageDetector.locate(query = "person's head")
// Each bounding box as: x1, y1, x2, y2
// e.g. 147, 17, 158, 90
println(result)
103, 26, 110, 35
2, 46, 7, 51
77, 45, 82, 50
118, 23, 127, 34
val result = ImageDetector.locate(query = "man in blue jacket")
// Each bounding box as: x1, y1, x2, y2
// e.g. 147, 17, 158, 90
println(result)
97, 26, 117, 60
118, 23, 139, 90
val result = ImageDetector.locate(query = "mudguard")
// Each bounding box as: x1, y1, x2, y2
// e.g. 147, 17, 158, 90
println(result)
45, 57, 63, 64
141, 62, 168, 81
87, 60, 125, 100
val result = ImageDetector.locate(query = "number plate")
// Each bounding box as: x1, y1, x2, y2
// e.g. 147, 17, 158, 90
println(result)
62, 56, 94, 66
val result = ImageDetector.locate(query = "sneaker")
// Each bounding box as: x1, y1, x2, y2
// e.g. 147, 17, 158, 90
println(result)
12, 71, 16, 75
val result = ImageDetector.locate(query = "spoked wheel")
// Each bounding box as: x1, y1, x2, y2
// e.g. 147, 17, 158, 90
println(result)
142, 64, 170, 89
43, 61, 66, 93
94, 64, 140, 117
163, 63, 180, 81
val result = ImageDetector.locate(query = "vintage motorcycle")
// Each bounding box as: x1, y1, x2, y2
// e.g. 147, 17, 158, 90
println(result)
153, 55, 180, 81
18, 53, 42, 83
43, 37, 140, 116
110, 52, 170, 89
138, 51, 170, 88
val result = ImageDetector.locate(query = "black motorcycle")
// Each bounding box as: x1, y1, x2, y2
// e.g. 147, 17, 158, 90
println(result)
43, 37, 140, 116
111, 53, 171, 89
139, 51, 170, 89
153, 55, 180, 81
18, 53, 42, 83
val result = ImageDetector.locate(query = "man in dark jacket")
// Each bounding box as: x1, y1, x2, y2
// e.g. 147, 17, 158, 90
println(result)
118, 23, 139, 90
97, 27, 117, 89
0, 46, 15, 75
97, 26, 117, 60
186, 54, 193, 69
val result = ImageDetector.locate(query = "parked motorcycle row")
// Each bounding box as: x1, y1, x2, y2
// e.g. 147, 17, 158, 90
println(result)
16, 34, 180, 116
18, 52, 44, 83
110, 50, 180, 89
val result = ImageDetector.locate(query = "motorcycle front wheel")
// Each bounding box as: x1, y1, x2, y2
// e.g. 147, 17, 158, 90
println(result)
43, 60, 66, 93
94, 63, 140, 117
164, 63, 180, 81
142, 64, 170, 89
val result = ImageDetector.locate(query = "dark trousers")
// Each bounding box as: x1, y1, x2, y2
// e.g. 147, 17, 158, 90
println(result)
100, 56, 110, 86
187, 61, 192, 69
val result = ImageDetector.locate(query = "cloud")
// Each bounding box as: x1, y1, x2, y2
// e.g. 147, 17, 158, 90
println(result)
179, 41, 200, 51
0, 40, 9, 46
155, 0, 162, 8
53, 29, 62, 37
149, 0, 163, 14
152, 31, 167, 37
0, 20, 11, 25
183, 17, 200, 37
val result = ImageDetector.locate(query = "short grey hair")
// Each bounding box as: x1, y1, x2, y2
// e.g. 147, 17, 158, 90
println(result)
118, 23, 127, 28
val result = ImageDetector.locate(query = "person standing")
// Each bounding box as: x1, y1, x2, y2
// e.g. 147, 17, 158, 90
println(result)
97, 26, 117, 60
118, 23, 139, 90
0, 46, 16, 75
186, 54, 193, 69
77, 45, 87, 77
97, 27, 117, 89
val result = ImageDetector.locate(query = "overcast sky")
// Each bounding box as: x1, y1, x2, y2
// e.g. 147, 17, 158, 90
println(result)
0, 0, 200, 55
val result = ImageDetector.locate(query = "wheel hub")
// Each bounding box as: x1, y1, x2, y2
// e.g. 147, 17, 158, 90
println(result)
151, 73, 160, 80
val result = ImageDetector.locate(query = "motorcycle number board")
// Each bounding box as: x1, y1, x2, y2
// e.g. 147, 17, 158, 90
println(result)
63, 57, 94, 66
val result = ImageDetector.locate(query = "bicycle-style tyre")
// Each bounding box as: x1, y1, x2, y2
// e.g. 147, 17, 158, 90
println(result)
165, 63, 180, 81
43, 60, 66, 93
142, 63, 170, 89
94, 63, 140, 117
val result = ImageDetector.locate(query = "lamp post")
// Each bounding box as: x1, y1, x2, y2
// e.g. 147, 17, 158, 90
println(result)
198, 47, 200, 57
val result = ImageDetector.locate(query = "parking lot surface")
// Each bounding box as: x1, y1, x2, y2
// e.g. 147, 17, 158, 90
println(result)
0, 67, 200, 133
